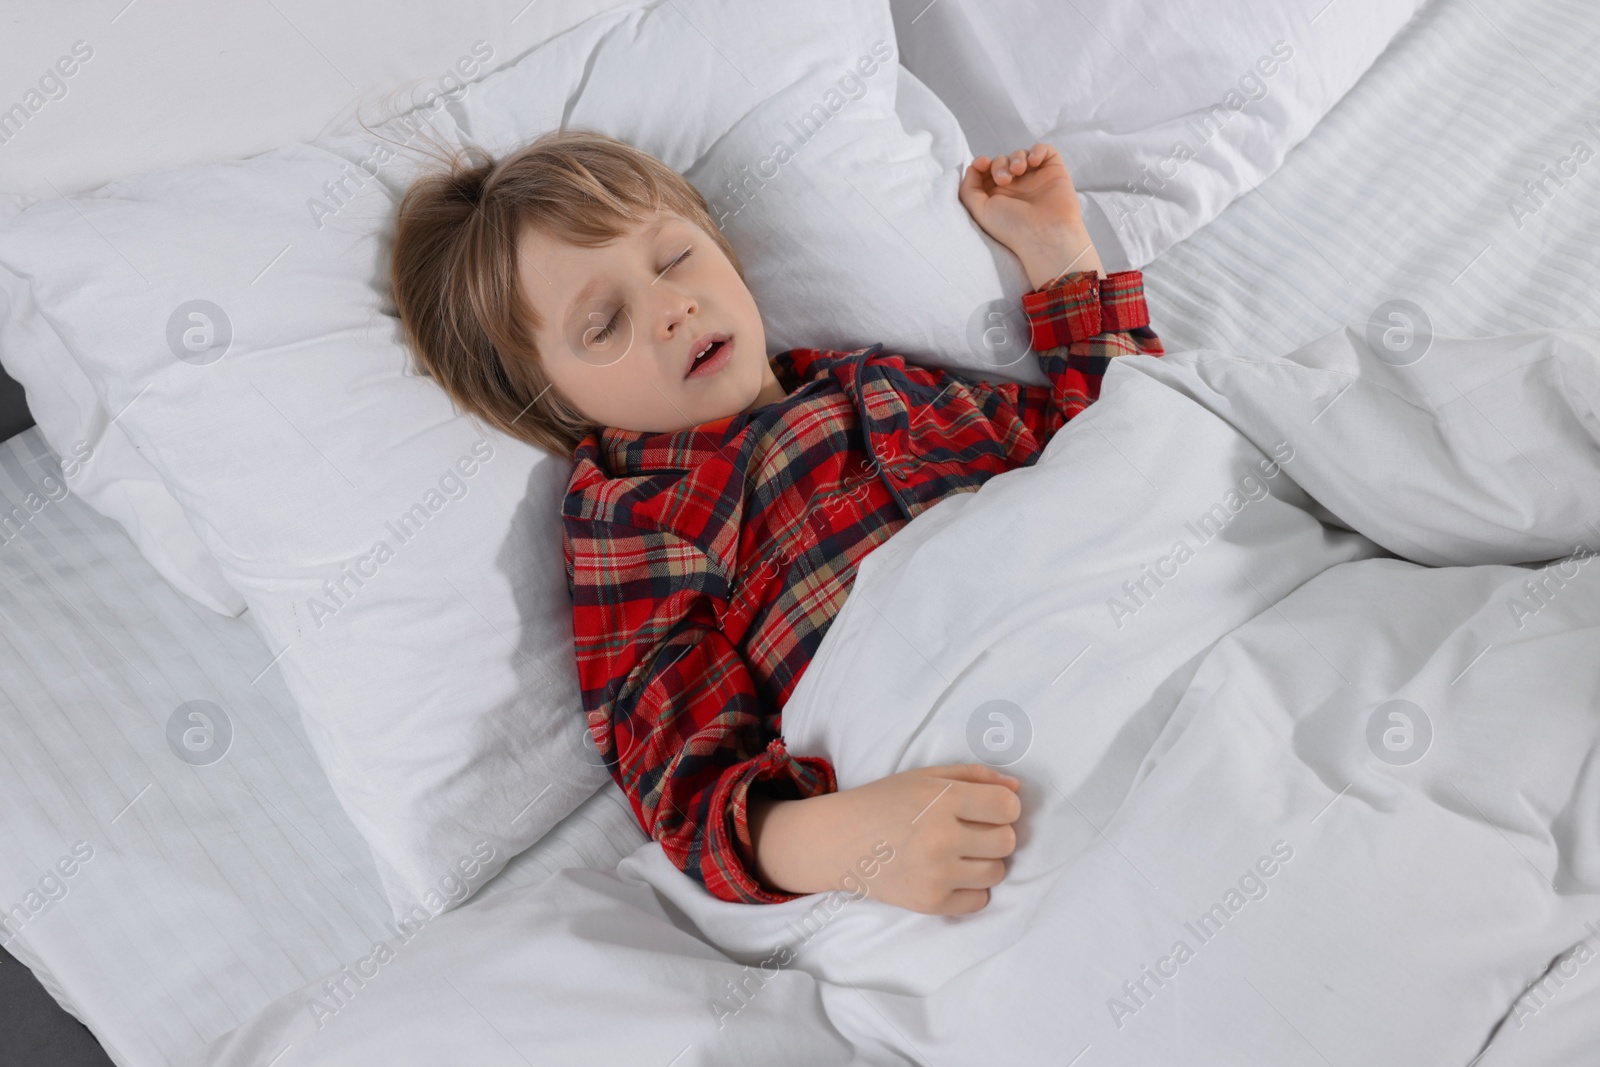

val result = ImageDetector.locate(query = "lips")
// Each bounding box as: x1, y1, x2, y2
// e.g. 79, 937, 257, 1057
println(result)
684, 332, 732, 378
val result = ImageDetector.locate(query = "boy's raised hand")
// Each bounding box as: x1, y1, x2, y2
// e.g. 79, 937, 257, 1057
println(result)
959, 143, 1103, 287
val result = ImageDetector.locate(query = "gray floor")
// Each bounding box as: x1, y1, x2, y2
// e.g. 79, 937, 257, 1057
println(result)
0, 368, 101, 1062
0, 946, 114, 1066
0, 368, 31, 444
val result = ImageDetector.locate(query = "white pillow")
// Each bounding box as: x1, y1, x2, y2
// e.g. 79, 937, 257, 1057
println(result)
0, 227, 246, 618
0, 0, 1026, 921
445, 8, 1043, 383
889, 0, 1429, 268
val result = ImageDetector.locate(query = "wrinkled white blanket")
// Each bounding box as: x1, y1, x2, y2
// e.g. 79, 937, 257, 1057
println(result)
199, 325, 1600, 1067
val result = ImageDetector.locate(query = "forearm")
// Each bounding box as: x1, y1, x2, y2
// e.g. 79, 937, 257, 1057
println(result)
749, 792, 841, 896
1016, 223, 1105, 289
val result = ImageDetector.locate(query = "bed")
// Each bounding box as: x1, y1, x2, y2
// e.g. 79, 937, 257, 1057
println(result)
2, 0, 1598, 1064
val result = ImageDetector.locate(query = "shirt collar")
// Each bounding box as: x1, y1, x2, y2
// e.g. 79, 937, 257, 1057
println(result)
589, 348, 816, 476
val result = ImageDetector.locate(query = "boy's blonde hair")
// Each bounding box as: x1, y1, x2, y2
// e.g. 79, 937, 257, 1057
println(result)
389, 127, 747, 458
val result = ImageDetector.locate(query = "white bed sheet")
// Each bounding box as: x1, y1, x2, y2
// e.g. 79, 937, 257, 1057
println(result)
1139, 0, 1600, 357
4, 0, 1599, 1063
0, 424, 646, 1067
191, 321, 1600, 1067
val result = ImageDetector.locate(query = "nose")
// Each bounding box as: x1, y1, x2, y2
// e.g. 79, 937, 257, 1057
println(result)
655, 282, 696, 340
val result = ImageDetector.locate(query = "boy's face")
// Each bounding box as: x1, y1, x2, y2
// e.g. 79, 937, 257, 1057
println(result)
517, 208, 779, 435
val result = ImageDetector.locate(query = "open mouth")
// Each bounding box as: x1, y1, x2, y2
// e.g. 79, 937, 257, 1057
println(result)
690, 340, 725, 370
685, 333, 732, 378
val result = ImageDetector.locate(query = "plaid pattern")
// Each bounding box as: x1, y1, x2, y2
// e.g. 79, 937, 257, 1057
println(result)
562, 269, 1164, 903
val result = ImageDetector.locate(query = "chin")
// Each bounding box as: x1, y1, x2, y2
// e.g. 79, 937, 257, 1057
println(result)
737, 376, 767, 414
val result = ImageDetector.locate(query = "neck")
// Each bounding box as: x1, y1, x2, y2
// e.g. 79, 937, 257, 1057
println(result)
744, 365, 790, 412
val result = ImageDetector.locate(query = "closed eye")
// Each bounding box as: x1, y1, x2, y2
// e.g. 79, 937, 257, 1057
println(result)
592, 246, 695, 344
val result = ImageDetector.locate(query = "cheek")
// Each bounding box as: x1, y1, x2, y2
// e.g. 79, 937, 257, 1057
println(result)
568, 346, 687, 429
731, 338, 762, 382
538, 348, 608, 419
583, 362, 645, 417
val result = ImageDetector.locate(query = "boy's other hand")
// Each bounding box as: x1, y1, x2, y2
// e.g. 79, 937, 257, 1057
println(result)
750, 763, 1023, 915
959, 143, 1103, 286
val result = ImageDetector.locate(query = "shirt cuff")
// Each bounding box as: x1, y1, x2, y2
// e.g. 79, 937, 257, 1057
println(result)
1096, 270, 1152, 332
1021, 269, 1149, 350
708, 735, 838, 904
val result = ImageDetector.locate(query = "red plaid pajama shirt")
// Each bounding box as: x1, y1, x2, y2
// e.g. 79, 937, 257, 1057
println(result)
562, 268, 1165, 903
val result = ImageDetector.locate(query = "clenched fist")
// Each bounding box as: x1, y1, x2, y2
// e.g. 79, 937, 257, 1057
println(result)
959, 143, 1104, 287
750, 763, 1023, 915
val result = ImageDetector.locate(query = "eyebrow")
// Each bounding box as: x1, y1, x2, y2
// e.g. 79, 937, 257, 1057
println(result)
561, 215, 673, 328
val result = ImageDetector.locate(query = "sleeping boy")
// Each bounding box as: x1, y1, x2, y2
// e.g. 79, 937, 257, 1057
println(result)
390, 129, 1164, 915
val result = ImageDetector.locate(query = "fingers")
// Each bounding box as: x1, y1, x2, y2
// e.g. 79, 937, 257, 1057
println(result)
952, 857, 1008, 890
912, 766, 1023, 824
962, 153, 1018, 195
925, 762, 1020, 789
965, 154, 1017, 189
967, 143, 1062, 187
958, 159, 989, 206
910, 766, 1023, 824
909, 856, 1008, 914
957, 821, 1018, 861
954, 780, 1024, 825
994, 148, 1029, 185
885, 768, 1023, 916
939, 887, 991, 915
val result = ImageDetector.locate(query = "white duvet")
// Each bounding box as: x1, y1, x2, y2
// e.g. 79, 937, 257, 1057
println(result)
197, 324, 1600, 1067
